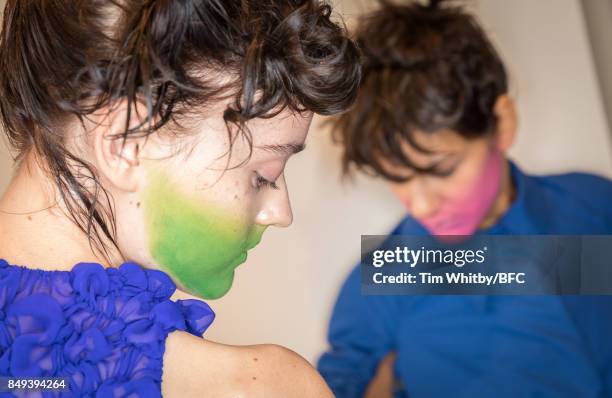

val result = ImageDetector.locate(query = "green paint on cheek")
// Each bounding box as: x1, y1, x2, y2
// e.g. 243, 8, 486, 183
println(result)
144, 172, 265, 299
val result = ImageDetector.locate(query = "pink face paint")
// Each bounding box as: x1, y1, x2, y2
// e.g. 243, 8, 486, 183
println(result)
411, 148, 503, 237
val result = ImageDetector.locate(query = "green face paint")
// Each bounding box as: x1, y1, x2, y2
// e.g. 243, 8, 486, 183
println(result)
144, 171, 265, 299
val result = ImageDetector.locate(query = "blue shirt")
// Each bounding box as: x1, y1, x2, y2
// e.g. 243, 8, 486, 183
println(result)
318, 162, 612, 398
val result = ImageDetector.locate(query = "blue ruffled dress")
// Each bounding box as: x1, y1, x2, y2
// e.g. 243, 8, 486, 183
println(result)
0, 259, 215, 397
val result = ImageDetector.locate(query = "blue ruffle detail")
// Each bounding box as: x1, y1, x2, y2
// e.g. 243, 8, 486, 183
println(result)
0, 259, 215, 397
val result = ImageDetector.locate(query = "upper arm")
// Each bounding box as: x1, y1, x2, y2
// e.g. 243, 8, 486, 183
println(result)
162, 331, 332, 398
246, 344, 333, 398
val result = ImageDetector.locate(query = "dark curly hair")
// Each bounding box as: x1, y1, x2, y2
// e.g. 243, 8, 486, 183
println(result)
332, 0, 507, 182
0, 0, 361, 260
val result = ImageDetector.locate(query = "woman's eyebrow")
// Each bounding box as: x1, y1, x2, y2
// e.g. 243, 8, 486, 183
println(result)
256, 143, 306, 156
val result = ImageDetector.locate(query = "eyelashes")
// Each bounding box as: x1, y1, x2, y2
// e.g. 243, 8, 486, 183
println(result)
254, 171, 280, 191
429, 166, 457, 178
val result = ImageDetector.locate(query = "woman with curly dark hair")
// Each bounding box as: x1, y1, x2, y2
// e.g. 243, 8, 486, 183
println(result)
0, 0, 360, 396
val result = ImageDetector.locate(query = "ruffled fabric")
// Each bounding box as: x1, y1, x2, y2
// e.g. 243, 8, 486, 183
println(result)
0, 259, 215, 397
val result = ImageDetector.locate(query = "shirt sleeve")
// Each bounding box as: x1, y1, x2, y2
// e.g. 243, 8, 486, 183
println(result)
317, 265, 402, 398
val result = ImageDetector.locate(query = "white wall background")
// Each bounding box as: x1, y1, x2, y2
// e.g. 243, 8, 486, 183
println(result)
1, 0, 611, 363
582, 0, 612, 134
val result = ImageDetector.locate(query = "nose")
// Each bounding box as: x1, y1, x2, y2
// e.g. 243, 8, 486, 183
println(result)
393, 178, 440, 219
255, 174, 293, 228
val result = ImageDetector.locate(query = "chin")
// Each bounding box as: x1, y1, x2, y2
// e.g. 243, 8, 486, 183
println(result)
172, 255, 247, 300
190, 271, 236, 300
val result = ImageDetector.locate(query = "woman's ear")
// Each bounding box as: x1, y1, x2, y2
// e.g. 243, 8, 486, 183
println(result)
90, 103, 148, 193
493, 94, 518, 153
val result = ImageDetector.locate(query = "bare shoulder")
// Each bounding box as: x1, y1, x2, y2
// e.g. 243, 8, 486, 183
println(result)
162, 330, 333, 398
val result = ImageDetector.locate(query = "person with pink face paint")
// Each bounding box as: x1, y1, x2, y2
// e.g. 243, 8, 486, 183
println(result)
318, 1, 612, 398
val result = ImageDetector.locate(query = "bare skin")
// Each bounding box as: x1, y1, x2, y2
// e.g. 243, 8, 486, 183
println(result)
162, 332, 332, 397
363, 353, 396, 398
0, 105, 333, 397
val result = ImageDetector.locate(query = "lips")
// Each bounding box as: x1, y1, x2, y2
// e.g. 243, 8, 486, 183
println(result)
233, 251, 249, 268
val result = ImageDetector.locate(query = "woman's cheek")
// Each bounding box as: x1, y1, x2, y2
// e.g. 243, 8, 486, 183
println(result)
143, 171, 257, 299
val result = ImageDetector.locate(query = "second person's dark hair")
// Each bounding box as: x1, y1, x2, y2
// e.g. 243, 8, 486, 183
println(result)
333, 0, 507, 181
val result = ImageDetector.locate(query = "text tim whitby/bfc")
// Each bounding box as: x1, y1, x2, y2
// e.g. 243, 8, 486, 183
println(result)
372, 272, 526, 285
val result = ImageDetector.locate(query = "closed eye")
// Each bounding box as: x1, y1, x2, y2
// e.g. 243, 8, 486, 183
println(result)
428, 165, 457, 178
254, 172, 279, 191
425, 156, 461, 178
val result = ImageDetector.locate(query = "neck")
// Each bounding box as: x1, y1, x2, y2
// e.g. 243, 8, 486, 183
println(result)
0, 151, 123, 271
479, 158, 515, 230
